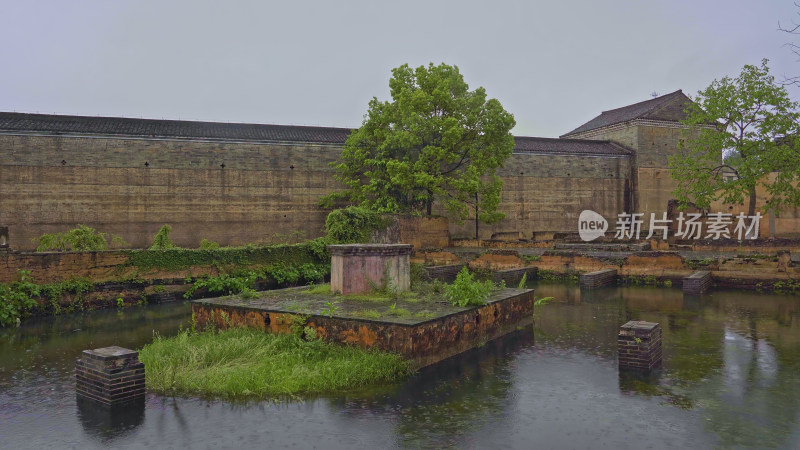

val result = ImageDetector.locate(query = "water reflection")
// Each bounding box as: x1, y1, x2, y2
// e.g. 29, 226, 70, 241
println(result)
0, 285, 798, 448
332, 328, 534, 448
76, 397, 145, 442
533, 282, 800, 448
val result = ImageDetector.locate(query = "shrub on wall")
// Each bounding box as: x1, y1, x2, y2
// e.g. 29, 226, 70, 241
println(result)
150, 225, 175, 250
33, 225, 126, 252
324, 207, 390, 244
199, 239, 220, 250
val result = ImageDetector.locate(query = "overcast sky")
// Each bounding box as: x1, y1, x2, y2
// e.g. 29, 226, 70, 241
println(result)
2, 1, 799, 137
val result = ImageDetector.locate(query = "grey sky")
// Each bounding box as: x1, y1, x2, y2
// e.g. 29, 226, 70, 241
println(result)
2, 0, 798, 137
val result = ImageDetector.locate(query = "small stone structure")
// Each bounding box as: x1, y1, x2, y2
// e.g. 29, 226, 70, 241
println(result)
193, 288, 536, 368
424, 264, 466, 282
579, 269, 617, 289
329, 244, 412, 295
618, 321, 662, 374
76, 346, 145, 406
683, 270, 712, 295
777, 250, 791, 273
493, 267, 538, 286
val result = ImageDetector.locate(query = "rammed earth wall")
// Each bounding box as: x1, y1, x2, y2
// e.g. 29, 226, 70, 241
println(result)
0, 134, 343, 250
0, 132, 633, 249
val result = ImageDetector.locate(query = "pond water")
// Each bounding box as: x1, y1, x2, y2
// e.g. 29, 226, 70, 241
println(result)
1, 283, 799, 449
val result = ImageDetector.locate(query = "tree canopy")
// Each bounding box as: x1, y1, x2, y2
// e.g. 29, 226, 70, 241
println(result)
321, 63, 516, 224
669, 59, 800, 216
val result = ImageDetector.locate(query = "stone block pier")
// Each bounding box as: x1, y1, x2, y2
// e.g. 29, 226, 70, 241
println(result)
579, 269, 617, 289
76, 346, 145, 406
618, 321, 662, 374
683, 271, 712, 295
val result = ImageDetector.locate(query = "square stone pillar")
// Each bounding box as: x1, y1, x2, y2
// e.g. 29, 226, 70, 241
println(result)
618, 321, 662, 374
328, 244, 412, 295
76, 346, 145, 406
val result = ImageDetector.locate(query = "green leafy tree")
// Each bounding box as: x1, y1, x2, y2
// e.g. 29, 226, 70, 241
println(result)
321, 63, 516, 224
670, 59, 800, 218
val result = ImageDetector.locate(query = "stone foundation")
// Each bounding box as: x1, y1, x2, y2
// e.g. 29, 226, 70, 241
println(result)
192, 288, 536, 369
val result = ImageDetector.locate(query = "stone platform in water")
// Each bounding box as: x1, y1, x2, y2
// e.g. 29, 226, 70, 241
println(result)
192, 286, 535, 368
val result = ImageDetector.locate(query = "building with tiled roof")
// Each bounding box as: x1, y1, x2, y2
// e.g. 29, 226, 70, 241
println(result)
561, 90, 692, 137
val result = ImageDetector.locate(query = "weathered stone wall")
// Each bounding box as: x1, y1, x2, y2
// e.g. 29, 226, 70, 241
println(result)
371, 216, 451, 248
0, 133, 343, 250
566, 123, 638, 150
447, 153, 632, 239
1, 133, 633, 248
566, 123, 714, 229
710, 172, 800, 238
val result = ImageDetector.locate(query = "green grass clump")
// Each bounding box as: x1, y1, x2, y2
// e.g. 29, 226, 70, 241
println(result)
353, 309, 382, 319
305, 284, 332, 295
414, 310, 435, 320
139, 327, 411, 399
445, 267, 494, 307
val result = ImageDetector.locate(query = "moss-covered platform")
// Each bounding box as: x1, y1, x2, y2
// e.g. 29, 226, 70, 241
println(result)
192, 285, 535, 368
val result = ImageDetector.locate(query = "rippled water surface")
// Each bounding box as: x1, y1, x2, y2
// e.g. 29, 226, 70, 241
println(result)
1, 283, 799, 449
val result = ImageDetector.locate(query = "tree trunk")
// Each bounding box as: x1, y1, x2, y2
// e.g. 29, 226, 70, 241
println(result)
747, 186, 757, 216
475, 192, 479, 240
747, 185, 757, 238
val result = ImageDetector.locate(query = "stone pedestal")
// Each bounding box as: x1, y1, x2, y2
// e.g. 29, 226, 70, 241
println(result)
618, 321, 662, 374
329, 244, 412, 295
76, 346, 145, 406
579, 269, 617, 289
683, 271, 712, 295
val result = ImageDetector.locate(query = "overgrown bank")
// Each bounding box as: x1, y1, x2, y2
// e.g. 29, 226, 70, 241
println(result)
0, 243, 332, 328
139, 326, 411, 399
0, 208, 391, 327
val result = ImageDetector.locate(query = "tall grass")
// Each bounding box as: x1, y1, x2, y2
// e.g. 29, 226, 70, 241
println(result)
139, 327, 411, 399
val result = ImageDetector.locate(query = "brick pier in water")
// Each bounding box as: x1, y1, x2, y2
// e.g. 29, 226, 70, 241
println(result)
618, 321, 662, 374
76, 346, 145, 406
579, 269, 617, 289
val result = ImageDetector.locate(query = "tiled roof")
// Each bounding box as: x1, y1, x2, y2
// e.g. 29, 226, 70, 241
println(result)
561, 90, 691, 137
513, 136, 631, 156
0, 112, 353, 144
0, 112, 630, 157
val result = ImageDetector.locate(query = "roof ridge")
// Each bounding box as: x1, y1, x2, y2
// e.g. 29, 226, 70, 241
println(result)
599, 89, 683, 115
0, 111, 356, 132
514, 135, 612, 144
642, 90, 689, 119
560, 89, 687, 137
